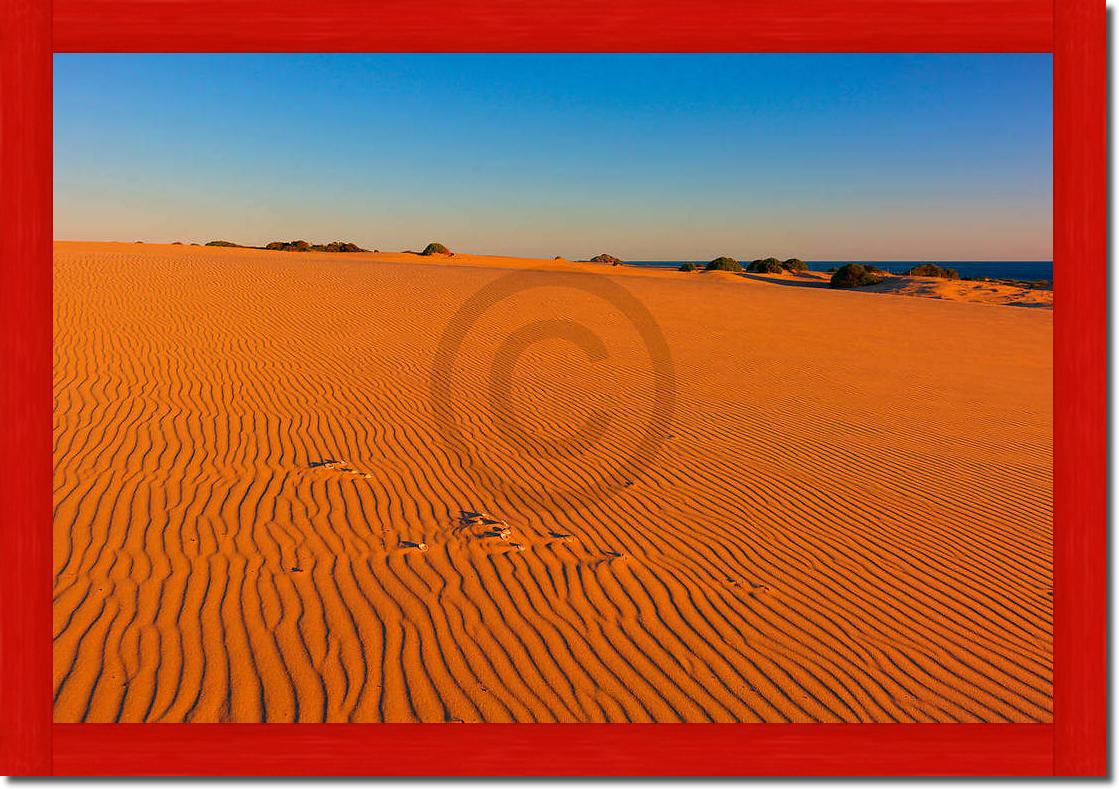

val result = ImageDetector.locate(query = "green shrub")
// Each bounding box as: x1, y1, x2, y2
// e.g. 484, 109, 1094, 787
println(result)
315, 241, 365, 252
906, 263, 959, 279
421, 242, 452, 256
705, 256, 743, 272
678, 262, 697, 272
205, 240, 240, 247
265, 240, 366, 253
265, 240, 310, 251
782, 258, 808, 272
830, 263, 884, 289
746, 259, 783, 273
590, 253, 623, 265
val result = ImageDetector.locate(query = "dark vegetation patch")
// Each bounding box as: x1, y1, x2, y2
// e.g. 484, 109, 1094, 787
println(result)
421, 242, 453, 256
589, 253, 623, 265
678, 262, 698, 272
906, 263, 959, 279
746, 258, 783, 274
316, 242, 364, 253
266, 240, 310, 252
830, 263, 884, 289
705, 256, 743, 272
746, 256, 808, 274
265, 240, 366, 252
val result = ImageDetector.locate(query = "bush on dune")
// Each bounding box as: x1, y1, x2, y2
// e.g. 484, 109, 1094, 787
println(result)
746, 258, 783, 274
263, 240, 366, 252
830, 263, 884, 289
313, 241, 365, 252
678, 262, 698, 272
705, 256, 743, 272
744, 256, 808, 274
421, 242, 453, 256
590, 253, 623, 265
906, 263, 959, 279
266, 240, 310, 251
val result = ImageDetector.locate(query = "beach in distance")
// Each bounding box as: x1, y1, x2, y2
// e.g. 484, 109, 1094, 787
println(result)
53, 241, 1053, 723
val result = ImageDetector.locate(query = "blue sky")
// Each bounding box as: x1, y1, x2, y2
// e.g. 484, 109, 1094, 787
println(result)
54, 54, 1052, 260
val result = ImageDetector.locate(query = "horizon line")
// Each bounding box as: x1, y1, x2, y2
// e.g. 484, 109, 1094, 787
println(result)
52, 240, 1053, 264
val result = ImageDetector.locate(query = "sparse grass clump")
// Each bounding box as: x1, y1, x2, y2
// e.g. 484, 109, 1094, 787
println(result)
421, 242, 452, 256
906, 263, 959, 279
830, 263, 884, 289
705, 256, 743, 272
678, 262, 698, 272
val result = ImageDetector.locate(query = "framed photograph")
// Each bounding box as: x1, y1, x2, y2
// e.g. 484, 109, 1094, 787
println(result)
0, 0, 1105, 776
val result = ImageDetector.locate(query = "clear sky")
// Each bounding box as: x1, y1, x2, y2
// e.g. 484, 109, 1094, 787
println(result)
54, 54, 1052, 261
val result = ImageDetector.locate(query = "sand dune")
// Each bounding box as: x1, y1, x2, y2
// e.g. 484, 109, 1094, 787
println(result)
53, 242, 1052, 723
742, 269, 1053, 309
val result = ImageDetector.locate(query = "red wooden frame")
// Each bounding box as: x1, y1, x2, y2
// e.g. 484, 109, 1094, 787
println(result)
0, 0, 1104, 776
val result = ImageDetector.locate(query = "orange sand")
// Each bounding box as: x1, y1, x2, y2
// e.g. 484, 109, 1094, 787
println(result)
53, 242, 1052, 723
743, 269, 1053, 309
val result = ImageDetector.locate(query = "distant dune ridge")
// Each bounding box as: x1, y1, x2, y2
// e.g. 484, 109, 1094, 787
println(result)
53, 241, 1052, 723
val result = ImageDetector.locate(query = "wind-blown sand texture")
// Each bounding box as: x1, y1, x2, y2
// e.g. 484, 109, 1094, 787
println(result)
54, 242, 1052, 723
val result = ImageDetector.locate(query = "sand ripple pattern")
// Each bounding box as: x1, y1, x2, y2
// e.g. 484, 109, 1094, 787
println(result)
53, 244, 1052, 722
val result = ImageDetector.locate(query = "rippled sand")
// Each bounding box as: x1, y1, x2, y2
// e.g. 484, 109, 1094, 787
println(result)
53, 242, 1052, 722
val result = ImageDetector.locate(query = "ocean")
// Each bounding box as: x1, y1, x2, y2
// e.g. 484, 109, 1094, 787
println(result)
627, 261, 1053, 282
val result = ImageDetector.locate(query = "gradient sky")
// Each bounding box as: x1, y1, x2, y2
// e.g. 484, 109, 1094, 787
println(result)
54, 54, 1052, 260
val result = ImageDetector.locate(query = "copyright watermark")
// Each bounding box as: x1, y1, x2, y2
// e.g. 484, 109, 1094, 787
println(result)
430, 269, 676, 517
